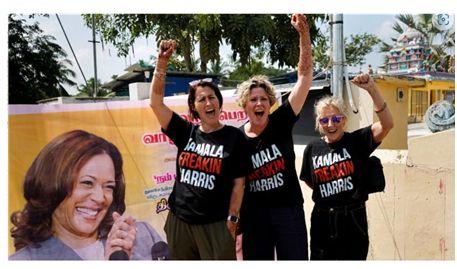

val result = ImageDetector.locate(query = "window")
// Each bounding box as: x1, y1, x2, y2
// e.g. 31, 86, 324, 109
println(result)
444, 90, 455, 105
410, 90, 428, 121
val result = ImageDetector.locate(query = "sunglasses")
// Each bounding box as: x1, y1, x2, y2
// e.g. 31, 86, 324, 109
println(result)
189, 78, 212, 86
318, 115, 343, 126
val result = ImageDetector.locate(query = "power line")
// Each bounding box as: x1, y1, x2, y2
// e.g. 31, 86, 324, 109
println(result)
55, 14, 90, 93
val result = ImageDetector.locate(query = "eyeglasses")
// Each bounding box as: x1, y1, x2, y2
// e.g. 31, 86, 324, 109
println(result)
189, 78, 212, 86
318, 115, 343, 126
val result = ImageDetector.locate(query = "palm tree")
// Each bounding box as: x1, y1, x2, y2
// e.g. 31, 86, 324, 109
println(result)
379, 14, 454, 71
8, 14, 77, 104
76, 78, 114, 97
148, 55, 187, 72
208, 58, 230, 78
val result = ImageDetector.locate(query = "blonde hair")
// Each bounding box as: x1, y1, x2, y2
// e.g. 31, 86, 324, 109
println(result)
236, 75, 276, 108
314, 95, 349, 134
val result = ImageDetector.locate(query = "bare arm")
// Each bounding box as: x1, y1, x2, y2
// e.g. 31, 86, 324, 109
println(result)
149, 40, 176, 131
351, 74, 394, 144
227, 176, 245, 239
288, 14, 313, 116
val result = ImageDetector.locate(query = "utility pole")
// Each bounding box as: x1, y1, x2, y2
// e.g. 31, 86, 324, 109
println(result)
331, 14, 344, 99
89, 14, 99, 98
331, 14, 358, 113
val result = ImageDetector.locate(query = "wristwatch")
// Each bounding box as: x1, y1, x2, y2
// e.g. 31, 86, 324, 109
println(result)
227, 215, 239, 223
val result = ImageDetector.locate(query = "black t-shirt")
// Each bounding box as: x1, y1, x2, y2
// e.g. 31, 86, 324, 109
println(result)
300, 125, 380, 206
240, 99, 304, 211
163, 112, 252, 224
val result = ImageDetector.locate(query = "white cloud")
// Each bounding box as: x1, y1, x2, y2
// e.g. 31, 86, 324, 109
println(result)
39, 19, 60, 36
377, 20, 399, 42
130, 42, 158, 63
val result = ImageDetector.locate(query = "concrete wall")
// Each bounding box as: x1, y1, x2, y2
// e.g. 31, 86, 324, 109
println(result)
37, 96, 130, 104
295, 129, 455, 260
129, 82, 151, 101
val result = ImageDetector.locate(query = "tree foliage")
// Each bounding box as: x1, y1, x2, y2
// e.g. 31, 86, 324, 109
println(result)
226, 50, 292, 87
76, 77, 113, 97
82, 14, 326, 74
208, 58, 230, 79
312, 31, 381, 72
8, 14, 76, 104
84, 14, 211, 72
220, 15, 274, 68
345, 33, 382, 67
266, 14, 326, 68
312, 34, 331, 72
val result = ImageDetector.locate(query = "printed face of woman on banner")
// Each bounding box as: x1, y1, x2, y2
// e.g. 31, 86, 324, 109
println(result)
52, 153, 116, 238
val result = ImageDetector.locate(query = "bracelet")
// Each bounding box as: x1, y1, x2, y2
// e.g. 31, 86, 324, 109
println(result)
375, 101, 387, 113
153, 71, 167, 80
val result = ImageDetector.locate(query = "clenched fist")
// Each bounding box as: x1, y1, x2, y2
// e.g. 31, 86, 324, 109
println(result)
291, 14, 309, 35
351, 73, 376, 93
158, 40, 177, 62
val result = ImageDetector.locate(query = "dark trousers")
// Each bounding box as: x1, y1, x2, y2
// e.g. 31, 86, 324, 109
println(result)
241, 204, 309, 260
164, 211, 236, 260
310, 202, 369, 260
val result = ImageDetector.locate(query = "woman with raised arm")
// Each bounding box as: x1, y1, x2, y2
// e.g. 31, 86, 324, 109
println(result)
299, 74, 394, 260
236, 13, 313, 260
149, 40, 251, 260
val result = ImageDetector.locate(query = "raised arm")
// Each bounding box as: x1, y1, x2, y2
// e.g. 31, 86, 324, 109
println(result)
351, 74, 394, 143
288, 14, 313, 116
149, 40, 177, 131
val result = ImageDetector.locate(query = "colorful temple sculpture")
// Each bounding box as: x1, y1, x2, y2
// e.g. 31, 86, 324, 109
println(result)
387, 27, 431, 74
385, 26, 455, 123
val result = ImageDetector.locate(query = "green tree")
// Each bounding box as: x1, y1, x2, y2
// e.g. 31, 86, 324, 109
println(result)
266, 14, 327, 68
227, 50, 291, 87
312, 30, 381, 72
220, 15, 274, 68
312, 34, 331, 72
76, 77, 113, 97
197, 15, 222, 73
8, 14, 76, 104
82, 14, 325, 73
208, 58, 231, 78
83, 14, 220, 73
220, 14, 327, 69
148, 55, 188, 72
345, 33, 382, 67
208, 58, 232, 87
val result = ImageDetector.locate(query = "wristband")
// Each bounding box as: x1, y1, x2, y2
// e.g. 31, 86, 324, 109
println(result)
375, 101, 387, 114
227, 215, 239, 223
153, 71, 166, 80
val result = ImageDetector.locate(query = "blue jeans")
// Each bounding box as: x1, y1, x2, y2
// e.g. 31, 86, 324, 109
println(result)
241, 204, 309, 260
310, 202, 369, 260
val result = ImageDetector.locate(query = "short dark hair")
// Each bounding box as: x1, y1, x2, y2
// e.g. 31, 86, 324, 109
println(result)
10, 130, 126, 251
187, 81, 223, 120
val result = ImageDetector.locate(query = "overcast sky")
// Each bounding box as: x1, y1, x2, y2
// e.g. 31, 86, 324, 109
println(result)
17, 14, 403, 95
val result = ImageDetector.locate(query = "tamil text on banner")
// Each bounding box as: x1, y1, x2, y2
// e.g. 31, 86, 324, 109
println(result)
8, 92, 281, 256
